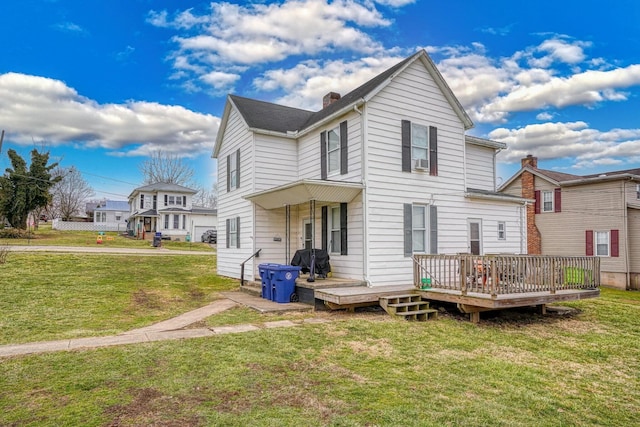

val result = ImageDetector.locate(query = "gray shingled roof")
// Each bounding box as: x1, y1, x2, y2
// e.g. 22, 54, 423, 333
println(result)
230, 51, 420, 135
533, 169, 581, 183
132, 182, 197, 194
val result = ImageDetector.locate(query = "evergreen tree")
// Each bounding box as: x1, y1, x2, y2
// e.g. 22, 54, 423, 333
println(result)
0, 149, 61, 229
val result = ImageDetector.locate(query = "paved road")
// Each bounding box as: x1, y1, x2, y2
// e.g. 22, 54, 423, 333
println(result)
5, 245, 214, 255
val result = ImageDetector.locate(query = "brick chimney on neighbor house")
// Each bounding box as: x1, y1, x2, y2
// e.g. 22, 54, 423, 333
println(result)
322, 92, 341, 109
521, 155, 541, 254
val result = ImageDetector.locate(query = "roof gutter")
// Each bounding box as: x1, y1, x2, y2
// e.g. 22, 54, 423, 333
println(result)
560, 174, 640, 187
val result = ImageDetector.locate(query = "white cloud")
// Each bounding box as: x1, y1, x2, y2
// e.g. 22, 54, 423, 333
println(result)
374, 0, 416, 7
53, 21, 86, 34
536, 112, 554, 121
428, 38, 640, 124
148, 0, 400, 93
0, 73, 219, 157
491, 121, 640, 170
254, 55, 406, 110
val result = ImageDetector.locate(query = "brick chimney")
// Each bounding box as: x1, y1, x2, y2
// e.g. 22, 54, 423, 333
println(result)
521, 154, 538, 169
322, 92, 341, 109
521, 155, 541, 254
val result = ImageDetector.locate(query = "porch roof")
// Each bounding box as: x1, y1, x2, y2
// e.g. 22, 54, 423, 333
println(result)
244, 179, 363, 210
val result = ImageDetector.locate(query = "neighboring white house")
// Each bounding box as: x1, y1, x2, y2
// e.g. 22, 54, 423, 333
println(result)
213, 49, 528, 286
127, 182, 217, 241
93, 200, 129, 231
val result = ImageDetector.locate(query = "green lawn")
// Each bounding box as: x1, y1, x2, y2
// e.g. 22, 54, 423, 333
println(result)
0, 253, 235, 344
0, 223, 214, 251
1, 250, 639, 426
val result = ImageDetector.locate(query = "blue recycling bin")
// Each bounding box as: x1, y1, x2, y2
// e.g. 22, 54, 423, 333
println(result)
258, 263, 277, 300
271, 265, 301, 303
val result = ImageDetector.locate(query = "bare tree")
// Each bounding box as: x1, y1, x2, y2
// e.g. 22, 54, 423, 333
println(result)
192, 183, 218, 209
50, 167, 95, 220
138, 151, 198, 187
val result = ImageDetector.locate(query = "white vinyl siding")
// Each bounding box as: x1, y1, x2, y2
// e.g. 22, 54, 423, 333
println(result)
465, 143, 496, 191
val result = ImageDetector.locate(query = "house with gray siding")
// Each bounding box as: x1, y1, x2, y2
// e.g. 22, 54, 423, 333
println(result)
499, 155, 640, 290
214, 50, 528, 287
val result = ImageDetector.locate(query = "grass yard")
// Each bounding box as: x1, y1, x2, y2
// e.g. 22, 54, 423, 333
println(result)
0, 223, 215, 251
1, 276, 639, 425
0, 253, 235, 344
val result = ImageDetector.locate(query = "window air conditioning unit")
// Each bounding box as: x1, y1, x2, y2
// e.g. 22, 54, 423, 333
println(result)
414, 158, 428, 171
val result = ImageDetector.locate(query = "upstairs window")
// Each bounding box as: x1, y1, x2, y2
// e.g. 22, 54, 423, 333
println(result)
227, 149, 240, 191
168, 196, 175, 205
327, 127, 340, 175
139, 194, 144, 209
411, 123, 429, 170
542, 190, 554, 212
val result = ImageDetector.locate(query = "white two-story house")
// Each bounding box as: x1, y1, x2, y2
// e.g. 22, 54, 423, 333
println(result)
213, 50, 528, 286
127, 182, 217, 241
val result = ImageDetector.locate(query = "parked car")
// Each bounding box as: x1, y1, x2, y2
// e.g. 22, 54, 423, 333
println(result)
201, 229, 217, 244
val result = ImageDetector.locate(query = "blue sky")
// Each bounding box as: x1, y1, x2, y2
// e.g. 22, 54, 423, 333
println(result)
1, 0, 639, 200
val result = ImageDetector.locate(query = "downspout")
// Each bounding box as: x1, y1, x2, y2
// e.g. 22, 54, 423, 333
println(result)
354, 101, 372, 287
623, 179, 631, 289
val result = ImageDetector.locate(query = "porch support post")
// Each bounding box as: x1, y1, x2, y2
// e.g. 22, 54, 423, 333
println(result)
285, 204, 291, 264
309, 200, 316, 249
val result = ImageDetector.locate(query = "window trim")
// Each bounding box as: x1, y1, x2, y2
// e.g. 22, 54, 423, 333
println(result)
412, 204, 428, 253
542, 190, 554, 212
595, 230, 610, 257
411, 123, 429, 170
497, 221, 506, 240
326, 126, 341, 176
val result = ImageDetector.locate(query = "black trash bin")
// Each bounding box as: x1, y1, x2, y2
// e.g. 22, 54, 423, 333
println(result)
153, 232, 162, 247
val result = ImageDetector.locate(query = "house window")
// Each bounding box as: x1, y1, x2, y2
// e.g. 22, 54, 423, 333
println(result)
164, 215, 169, 229
176, 196, 182, 206
229, 151, 239, 190
327, 127, 340, 175
595, 231, 610, 256
636, 184, 640, 199
330, 206, 341, 253
139, 194, 144, 209
412, 205, 427, 253
115, 212, 122, 221
542, 190, 554, 212
228, 217, 239, 248
498, 222, 506, 240
168, 196, 175, 205
96, 212, 106, 222
173, 214, 179, 229
411, 123, 429, 169
182, 215, 186, 230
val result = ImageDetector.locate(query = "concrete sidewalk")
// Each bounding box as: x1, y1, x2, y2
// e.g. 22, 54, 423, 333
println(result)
0, 294, 320, 358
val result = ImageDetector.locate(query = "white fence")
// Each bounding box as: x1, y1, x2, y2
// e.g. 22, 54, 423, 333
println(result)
51, 219, 127, 233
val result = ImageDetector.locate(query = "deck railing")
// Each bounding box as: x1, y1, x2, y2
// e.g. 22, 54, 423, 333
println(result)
413, 254, 600, 297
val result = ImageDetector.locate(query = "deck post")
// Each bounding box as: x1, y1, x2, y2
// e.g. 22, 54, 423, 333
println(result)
551, 258, 556, 294
490, 256, 498, 298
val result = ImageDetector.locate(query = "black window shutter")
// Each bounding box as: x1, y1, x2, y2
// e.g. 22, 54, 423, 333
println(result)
611, 229, 619, 257
320, 132, 327, 180
183, 196, 186, 206
429, 205, 438, 254
235, 149, 240, 189
164, 194, 168, 207
403, 203, 412, 257
226, 154, 231, 192
226, 218, 230, 249
429, 126, 438, 176
340, 202, 348, 255
534, 190, 541, 214
340, 121, 348, 175
585, 230, 593, 256
401, 120, 411, 172
321, 206, 328, 251
554, 187, 561, 212
236, 216, 240, 248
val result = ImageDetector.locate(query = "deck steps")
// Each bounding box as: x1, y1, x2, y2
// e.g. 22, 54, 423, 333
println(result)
379, 294, 438, 321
